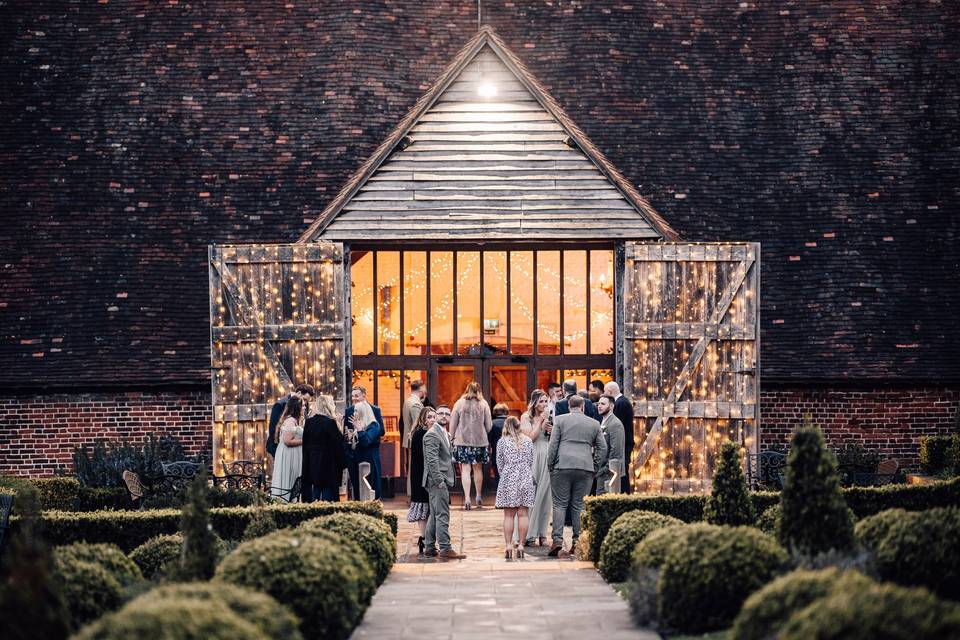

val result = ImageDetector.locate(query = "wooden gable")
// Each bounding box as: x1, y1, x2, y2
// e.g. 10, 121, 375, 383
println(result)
301, 28, 678, 242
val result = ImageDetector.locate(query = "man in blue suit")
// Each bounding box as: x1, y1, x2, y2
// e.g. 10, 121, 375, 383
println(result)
343, 385, 385, 500
553, 379, 600, 422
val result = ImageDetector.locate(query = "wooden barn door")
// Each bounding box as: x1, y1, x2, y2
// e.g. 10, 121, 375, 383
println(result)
208, 243, 346, 468
623, 242, 760, 494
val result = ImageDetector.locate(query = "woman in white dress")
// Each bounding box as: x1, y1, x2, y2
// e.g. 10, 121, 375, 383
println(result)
520, 389, 552, 546
271, 394, 304, 502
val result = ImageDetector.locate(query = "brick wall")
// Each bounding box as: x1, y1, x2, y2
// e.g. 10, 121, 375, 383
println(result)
1, 385, 957, 478
761, 386, 960, 470
0, 389, 211, 477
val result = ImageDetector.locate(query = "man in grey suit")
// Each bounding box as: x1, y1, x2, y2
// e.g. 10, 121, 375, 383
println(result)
596, 394, 626, 494
547, 394, 607, 557
421, 420, 466, 559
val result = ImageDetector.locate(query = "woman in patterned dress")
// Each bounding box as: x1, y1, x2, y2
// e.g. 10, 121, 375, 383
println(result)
521, 389, 552, 546
495, 416, 535, 559
407, 406, 436, 555
449, 381, 493, 510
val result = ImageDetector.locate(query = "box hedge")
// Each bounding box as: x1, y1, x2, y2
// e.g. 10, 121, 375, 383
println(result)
131, 582, 302, 639
598, 511, 682, 583
656, 524, 790, 633
288, 526, 376, 604
52, 554, 124, 630
54, 542, 143, 587
128, 533, 184, 579
730, 568, 873, 640
216, 530, 372, 640
856, 506, 960, 599
584, 477, 960, 563
0, 476, 82, 512
74, 597, 265, 640
298, 512, 395, 585
10, 500, 387, 552
919, 434, 959, 476
779, 580, 960, 639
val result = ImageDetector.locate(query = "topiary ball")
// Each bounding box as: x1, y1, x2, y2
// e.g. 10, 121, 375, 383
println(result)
52, 555, 124, 630
599, 511, 683, 583
216, 531, 369, 640
780, 580, 960, 639
73, 597, 265, 640
657, 523, 790, 634
133, 582, 301, 639
857, 506, 960, 599
129, 534, 183, 580
56, 542, 143, 587
299, 512, 395, 585
290, 526, 376, 604
631, 523, 692, 572
730, 568, 874, 640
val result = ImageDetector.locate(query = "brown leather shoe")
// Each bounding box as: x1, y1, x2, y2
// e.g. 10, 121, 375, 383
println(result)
438, 549, 466, 560
547, 543, 563, 557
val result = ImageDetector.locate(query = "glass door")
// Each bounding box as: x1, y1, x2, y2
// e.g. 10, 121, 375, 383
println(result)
431, 359, 481, 408
485, 360, 531, 417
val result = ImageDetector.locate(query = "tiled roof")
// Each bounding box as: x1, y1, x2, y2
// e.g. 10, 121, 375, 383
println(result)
1, 2, 958, 388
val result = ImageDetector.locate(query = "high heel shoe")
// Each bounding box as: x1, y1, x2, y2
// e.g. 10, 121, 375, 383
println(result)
417, 536, 425, 555
463, 501, 472, 511
504, 548, 513, 560
475, 497, 483, 509
515, 544, 524, 559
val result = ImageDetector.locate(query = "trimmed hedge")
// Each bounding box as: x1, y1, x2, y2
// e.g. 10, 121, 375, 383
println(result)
856, 506, 960, 599
730, 568, 873, 640
583, 491, 779, 562
584, 478, 960, 563
128, 534, 184, 579
53, 555, 124, 630
780, 580, 960, 639
919, 434, 959, 476
0, 476, 82, 512
55, 542, 143, 587
298, 512, 395, 585
11, 500, 387, 551
132, 582, 302, 639
656, 524, 789, 633
289, 526, 376, 604
598, 511, 682, 583
74, 597, 265, 640
216, 530, 372, 640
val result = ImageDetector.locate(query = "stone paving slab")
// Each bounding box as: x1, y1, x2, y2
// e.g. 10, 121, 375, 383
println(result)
350, 501, 658, 640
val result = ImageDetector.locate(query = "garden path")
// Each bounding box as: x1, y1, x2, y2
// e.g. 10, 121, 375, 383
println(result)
351, 500, 657, 639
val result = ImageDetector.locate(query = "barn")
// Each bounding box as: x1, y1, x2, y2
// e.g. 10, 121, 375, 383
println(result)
2, 2, 957, 491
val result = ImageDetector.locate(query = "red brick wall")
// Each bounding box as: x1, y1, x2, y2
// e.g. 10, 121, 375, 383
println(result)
761, 386, 960, 470
1, 386, 957, 478
0, 389, 211, 478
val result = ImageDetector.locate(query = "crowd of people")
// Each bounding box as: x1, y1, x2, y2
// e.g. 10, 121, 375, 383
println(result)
265, 377, 634, 560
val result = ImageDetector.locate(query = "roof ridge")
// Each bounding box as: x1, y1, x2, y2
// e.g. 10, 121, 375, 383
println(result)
298, 28, 679, 242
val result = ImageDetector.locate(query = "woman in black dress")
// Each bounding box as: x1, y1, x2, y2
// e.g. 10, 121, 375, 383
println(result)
407, 406, 436, 554
301, 395, 346, 502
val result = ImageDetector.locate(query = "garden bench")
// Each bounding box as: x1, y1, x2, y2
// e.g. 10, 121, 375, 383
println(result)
0, 493, 13, 554
854, 458, 899, 486
160, 461, 203, 492
218, 459, 266, 491
269, 476, 302, 503
122, 469, 154, 508
746, 450, 788, 490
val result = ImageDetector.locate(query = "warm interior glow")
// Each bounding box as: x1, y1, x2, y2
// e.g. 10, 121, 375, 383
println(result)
477, 81, 497, 97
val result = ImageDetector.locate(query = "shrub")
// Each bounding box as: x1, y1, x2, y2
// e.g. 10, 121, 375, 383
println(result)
779, 425, 854, 555
383, 511, 399, 536
919, 434, 959, 476
843, 476, 960, 517
72, 434, 191, 489
128, 534, 183, 579
54, 542, 142, 587
756, 503, 780, 536
0, 484, 71, 640
242, 506, 278, 541
300, 512, 395, 585
132, 582, 302, 638
856, 506, 960, 599
216, 530, 370, 640
141, 487, 264, 510
631, 523, 693, 572
730, 567, 873, 640
73, 597, 265, 640
53, 555, 124, 629
656, 524, 790, 633
599, 511, 682, 583
11, 499, 387, 551
780, 580, 960, 639
835, 442, 881, 485
170, 469, 218, 581
0, 476, 81, 512
291, 526, 376, 604
704, 442, 757, 526
77, 487, 130, 511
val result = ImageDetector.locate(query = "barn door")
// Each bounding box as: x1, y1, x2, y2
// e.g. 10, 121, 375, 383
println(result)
623, 242, 760, 494
208, 243, 346, 467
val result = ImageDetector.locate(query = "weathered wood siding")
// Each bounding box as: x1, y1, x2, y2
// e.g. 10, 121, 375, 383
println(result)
623, 242, 760, 494
321, 45, 659, 240
209, 243, 345, 467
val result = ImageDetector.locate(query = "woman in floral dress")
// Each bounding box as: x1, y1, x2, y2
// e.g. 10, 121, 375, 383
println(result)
495, 416, 535, 559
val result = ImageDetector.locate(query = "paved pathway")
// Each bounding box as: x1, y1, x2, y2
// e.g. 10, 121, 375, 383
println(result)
352, 500, 658, 639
